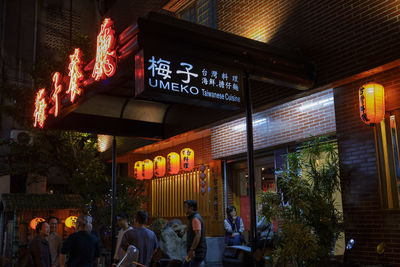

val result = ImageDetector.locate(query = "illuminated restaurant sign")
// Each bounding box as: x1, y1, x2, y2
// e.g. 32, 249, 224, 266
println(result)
32, 18, 119, 128
134, 148, 195, 180
32, 15, 244, 129
135, 50, 243, 110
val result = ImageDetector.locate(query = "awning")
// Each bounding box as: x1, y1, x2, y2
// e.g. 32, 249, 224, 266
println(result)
0, 194, 84, 212
44, 12, 315, 142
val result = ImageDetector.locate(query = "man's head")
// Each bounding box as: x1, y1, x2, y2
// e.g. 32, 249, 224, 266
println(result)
48, 216, 59, 233
183, 200, 197, 215
76, 215, 93, 232
36, 221, 50, 237
134, 211, 148, 226
116, 213, 129, 228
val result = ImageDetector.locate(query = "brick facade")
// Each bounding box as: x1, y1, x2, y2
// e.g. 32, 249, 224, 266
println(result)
213, 1, 400, 263
334, 66, 400, 265
217, 1, 400, 88
211, 89, 336, 159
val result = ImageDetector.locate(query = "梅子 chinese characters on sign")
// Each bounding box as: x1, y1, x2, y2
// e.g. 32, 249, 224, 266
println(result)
135, 50, 243, 110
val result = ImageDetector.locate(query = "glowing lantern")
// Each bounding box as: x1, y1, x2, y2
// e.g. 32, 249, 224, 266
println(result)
154, 156, 166, 177
134, 161, 144, 180
65, 216, 78, 228
167, 152, 180, 174
181, 148, 194, 171
143, 159, 154, 179
30, 217, 45, 230
359, 82, 385, 125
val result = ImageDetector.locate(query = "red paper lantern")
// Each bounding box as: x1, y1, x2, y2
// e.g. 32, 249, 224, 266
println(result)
134, 161, 144, 180
30, 217, 46, 230
181, 148, 194, 171
154, 156, 166, 177
143, 159, 153, 180
359, 82, 385, 125
167, 152, 180, 174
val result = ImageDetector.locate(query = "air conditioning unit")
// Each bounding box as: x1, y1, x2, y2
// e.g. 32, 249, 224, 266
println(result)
10, 130, 33, 144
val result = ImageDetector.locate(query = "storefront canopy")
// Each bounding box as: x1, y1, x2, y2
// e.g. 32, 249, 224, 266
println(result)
44, 12, 315, 141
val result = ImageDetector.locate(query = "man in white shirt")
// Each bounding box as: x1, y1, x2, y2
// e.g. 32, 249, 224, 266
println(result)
113, 213, 133, 266
47, 216, 62, 267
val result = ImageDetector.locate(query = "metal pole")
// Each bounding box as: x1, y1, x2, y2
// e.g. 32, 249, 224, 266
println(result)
111, 136, 117, 263
223, 160, 228, 217
244, 71, 257, 260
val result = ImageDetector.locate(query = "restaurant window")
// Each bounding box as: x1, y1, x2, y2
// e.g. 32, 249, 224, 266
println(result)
178, 0, 217, 28
228, 155, 276, 231
375, 109, 400, 209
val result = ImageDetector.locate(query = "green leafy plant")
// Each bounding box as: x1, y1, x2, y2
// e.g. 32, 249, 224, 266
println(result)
261, 136, 343, 266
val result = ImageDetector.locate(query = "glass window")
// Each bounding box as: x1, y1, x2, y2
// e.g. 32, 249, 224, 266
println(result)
179, 0, 217, 28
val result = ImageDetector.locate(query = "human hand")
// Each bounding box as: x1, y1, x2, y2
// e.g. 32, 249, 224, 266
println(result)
232, 232, 239, 237
187, 249, 195, 260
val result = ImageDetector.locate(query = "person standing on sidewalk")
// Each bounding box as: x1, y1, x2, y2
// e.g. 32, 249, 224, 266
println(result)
183, 200, 207, 267
60, 215, 100, 267
112, 213, 133, 266
47, 217, 61, 267
120, 211, 159, 267
28, 221, 52, 267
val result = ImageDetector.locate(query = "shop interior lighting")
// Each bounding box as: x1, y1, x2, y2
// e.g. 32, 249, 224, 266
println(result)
232, 118, 267, 132
298, 96, 334, 111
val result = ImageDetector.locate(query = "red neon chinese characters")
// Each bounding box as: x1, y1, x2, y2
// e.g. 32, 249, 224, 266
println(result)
92, 18, 117, 81
33, 89, 47, 128
66, 48, 84, 103
51, 72, 62, 117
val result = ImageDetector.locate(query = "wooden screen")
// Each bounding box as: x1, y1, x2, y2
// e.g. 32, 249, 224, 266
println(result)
151, 168, 210, 217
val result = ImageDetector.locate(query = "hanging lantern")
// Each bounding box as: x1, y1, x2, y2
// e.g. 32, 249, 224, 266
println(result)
143, 159, 154, 179
154, 156, 166, 177
167, 152, 180, 174
181, 148, 194, 171
134, 161, 144, 180
30, 217, 46, 230
359, 82, 385, 125
65, 216, 78, 228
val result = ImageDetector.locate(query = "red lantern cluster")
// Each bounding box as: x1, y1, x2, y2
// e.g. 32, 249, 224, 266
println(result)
133, 148, 195, 179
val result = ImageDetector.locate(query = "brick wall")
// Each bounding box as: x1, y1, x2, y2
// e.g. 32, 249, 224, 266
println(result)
334, 66, 400, 264
217, 1, 400, 87
211, 89, 335, 159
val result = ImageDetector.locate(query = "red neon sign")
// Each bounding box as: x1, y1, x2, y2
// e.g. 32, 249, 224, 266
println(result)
33, 89, 47, 128
92, 18, 117, 81
66, 48, 84, 103
51, 72, 62, 117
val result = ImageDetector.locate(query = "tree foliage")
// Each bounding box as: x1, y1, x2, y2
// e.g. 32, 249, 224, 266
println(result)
261, 136, 343, 266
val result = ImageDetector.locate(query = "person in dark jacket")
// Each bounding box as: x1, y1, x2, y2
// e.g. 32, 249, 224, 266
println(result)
183, 200, 207, 267
28, 221, 52, 267
60, 215, 100, 267
224, 206, 245, 246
